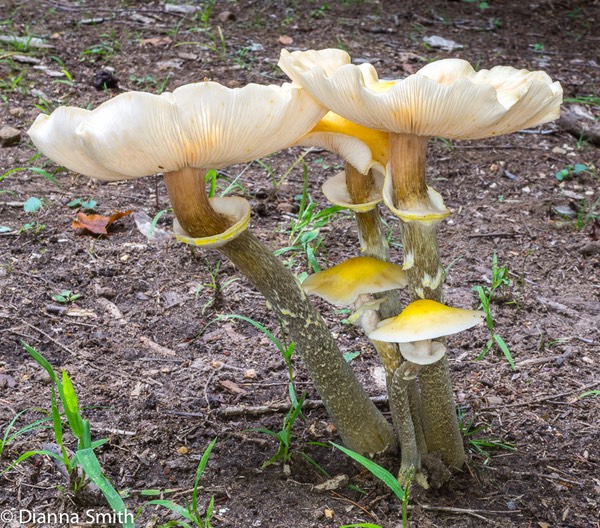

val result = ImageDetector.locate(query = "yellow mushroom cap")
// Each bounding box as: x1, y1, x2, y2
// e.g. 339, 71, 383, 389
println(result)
27, 81, 327, 181
369, 299, 485, 343
295, 111, 389, 175
302, 256, 408, 306
279, 49, 562, 139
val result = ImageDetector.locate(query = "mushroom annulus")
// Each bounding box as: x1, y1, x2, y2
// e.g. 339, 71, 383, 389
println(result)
279, 48, 562, 469
27, 80, 397, 455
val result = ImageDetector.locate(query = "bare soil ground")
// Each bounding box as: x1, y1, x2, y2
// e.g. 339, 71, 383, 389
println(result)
1, 1, 599, 527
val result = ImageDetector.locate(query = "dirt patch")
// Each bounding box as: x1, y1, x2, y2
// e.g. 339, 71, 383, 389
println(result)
1, 1, 599, 527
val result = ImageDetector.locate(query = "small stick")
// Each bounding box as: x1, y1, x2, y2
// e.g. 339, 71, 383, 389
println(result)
467, 232, 521, 239
481, 380, 600, 410
415, 504, 521, 522
328, 490, 379, 522
214, 395, 389, 417
19, 320, 78, 357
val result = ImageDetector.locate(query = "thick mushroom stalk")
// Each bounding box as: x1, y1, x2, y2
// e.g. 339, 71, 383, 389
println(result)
279, 48, 562, 471
27, 80, 397, 455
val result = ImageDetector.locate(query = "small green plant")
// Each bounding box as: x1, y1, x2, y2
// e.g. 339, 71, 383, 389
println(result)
204, 169, 246, 198
128, 73, 171, 94
140, 438, 217, 528
458, 406, 515, 463
194, 259, 239, 314
67, 197, 97, 211
275, 164, 343, 272
332, 443, 411, 528
310, 3, 330, 18
0, 408, 52, 459
210, 314, 305, 467
574, 197, 599, 230
463, 0, 489, 10
472, 253, 516, 369
19, 196, 46, 235
52, 289, 82, 304
555, 162, 590, 182
2, 343, 133, 527
531, 42, 545, 52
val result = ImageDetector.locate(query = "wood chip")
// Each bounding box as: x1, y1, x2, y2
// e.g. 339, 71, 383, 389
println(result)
219, 379, 247, 396
140, 336, 176, 357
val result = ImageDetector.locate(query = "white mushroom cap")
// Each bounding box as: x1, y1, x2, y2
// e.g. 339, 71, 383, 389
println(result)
279, 49, 562, 139
27, 81, 327, 180
369, 299, 485, 343
302, 256, 408, 306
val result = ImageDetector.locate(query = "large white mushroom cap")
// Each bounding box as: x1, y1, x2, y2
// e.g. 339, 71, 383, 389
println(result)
279, 49, 563, 139
27, 81, 327, 180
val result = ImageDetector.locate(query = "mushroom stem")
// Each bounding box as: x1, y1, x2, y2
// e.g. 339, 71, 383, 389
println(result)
345, 163, 388, 258
165, 168, 395, 455
164, 167, 230, 237
389, 133, 465, 469
390, 366, 428, 489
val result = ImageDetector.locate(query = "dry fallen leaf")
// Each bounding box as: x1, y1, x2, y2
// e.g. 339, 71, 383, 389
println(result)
219, 379, 248, 396
142, 36, 173, 47
72, 210, 133, 235
278, 35, 293, 45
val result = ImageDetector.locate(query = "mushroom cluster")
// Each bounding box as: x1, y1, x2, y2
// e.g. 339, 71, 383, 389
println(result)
28, 48, 562, 485
280, 48, 561, 477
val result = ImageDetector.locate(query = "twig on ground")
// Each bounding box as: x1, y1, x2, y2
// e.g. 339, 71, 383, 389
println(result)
214, 395, 389, 417
481, 381, 600, 410
414, 504, 521, 523
18, 320, 78, 357
329, 489, 379, 522
467, 232, 522, 239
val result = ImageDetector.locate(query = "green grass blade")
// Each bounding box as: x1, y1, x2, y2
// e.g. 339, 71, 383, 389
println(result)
340, 525, 383, 528
493, 334, 515, 370
77, 448, 134, 528
331, 442, 404, 501
21, 341, 60, 386
144, 500, 195, 522
192, 437, 217, 513
215, 314, 284, 355
61, 370, 84, 439
29, 167, 60, 185
1, 448, 64, 475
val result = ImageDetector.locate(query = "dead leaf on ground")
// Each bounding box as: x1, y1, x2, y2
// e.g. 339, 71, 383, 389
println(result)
278, 35, 293, 45
219, 379, 248, 396
142, 36, 173, 47
72, 210, 133, 235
